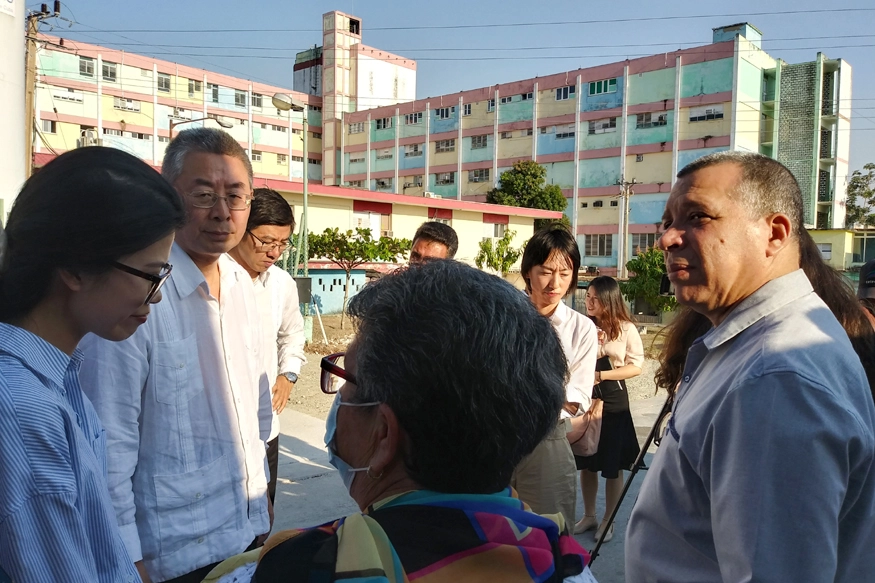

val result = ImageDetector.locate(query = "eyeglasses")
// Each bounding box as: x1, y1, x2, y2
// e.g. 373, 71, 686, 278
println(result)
113, 262, 173, 304
320, 352, 357, 394
186, 190, 252, 210
248, 231, 291, 253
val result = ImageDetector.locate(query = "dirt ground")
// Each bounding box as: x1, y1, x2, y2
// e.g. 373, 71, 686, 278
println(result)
288, 313, 667, 421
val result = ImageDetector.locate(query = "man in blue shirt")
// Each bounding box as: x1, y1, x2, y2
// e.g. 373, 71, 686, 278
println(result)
625, 152, 875, 582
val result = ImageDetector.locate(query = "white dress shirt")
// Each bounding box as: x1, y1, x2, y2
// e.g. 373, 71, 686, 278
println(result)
79, 244, 272, 582
549, 301, 599, 415
251, 265, 307, 441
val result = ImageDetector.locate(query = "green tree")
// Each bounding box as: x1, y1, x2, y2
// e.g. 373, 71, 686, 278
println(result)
620, 246, 677, 313
474, 229, 524, 277
845, 163, 875, 228
486, 160, 569, 229
308, 227, 411, 328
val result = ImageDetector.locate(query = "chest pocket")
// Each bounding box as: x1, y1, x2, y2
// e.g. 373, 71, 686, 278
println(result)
153, 335, 204, 405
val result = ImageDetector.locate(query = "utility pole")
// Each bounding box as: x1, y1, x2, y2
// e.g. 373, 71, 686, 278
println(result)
616, 178, 639, 280
24, 1, 60, 177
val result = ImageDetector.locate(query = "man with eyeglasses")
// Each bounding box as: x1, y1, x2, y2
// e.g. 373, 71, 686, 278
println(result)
229, 188, 306, 509
80, 128, 273, 583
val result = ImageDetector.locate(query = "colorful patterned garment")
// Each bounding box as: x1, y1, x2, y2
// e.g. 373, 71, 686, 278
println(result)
254, 488, 592, 583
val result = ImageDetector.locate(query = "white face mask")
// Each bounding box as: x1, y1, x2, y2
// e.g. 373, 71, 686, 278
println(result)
324, 392, 379, 492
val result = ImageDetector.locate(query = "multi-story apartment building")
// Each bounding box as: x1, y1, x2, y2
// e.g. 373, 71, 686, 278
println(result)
340, 23, 852, 275
28, 13, 852, 279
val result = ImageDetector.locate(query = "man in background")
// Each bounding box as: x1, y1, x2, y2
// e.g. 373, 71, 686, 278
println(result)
409, 221, 458, 263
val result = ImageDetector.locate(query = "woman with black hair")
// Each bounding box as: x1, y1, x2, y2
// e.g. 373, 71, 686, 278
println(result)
0, 147, 185, 582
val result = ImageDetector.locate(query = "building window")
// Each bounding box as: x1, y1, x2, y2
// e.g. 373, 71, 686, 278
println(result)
308, 158, 322, 165
128, 132, 151, 140
610, 200, 619, 207
469, 168, 490, 183
436, 172, 455, 185
157, 73, 171, 93
188, 79, 201, 96
636, 154, 644, 162
376, 117, 392, 130
592, 200, 604, 208
41, 119, 57, 133
348, 180, 364, 187
349, 122, 365, 134
471, 135, 488, 149
291, 155, 304, 162
580, 202, 588, 208
435, 139, 455, 153
463, 103, 472, 116
817, 243, 832, 260
277, 153, 287, 165
235, 90, 247, 107
435, 107, 455, 120
405, 112, 422, 125
689, 104, 724, 122
251, 151, 262, 162
500, 96, 513, 104
636, 112, 668, 129
113, 97, 140, 112
631, 233, 658, 256
376, 148, 393, 160
556, 85, 575, 101
309, 105, 322, 112
404, 144, 423, 157
375, 178, 393, 190
522, 92, 533, 100
486, 223, 507, 238
588, 118, 617, 135
588, 78, 618, 96
311, 132, 322, 139
158, 135, 170, 143
487, 99, 495, 113
500, 131, 513, 139
102, 61, 117, 82
79, 56, 94, 77
208, 83, 219, 103
540, 126, 547, 134
252, 93, 263, 108
586, 234, 613, 257
103, 128, 123, 136
555, 123, 575, 139
522, 128, 533, 137
349, 154, 365, 164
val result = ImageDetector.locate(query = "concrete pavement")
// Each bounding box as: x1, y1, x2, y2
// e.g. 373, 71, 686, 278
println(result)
272, 392, 670, 583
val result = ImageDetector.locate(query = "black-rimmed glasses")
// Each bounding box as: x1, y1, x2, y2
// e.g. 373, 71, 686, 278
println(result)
113, 262, 173, 304
320, 352, 356, 394
248, 231, 291, 253
186, 190, 252, 210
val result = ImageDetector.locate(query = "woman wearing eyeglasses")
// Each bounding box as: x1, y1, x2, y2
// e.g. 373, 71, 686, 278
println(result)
0, 147, 184, 582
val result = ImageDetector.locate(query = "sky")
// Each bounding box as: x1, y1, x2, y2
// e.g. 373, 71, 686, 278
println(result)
37, 0, 875, 170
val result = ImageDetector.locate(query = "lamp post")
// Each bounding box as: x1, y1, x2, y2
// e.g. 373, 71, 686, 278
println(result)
271, 93, 308, 279
169, 115, 233, 139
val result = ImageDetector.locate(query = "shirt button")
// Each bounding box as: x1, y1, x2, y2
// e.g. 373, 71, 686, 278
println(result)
195, 492, 203, 499
683, 375, 691, 382
197, 537, 205, 544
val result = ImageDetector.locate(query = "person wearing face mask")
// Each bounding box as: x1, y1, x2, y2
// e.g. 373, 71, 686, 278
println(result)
203, 260, 599, 583
511, 225, 599, 531
0, 148, 185, 582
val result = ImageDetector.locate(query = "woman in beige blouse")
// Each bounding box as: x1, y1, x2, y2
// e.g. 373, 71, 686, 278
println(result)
574, 276, 644, 543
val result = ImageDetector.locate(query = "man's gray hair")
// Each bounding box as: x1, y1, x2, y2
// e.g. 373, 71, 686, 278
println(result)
346, 260, 567, 494
161, 127, 253, 188
677, 151, 804, 234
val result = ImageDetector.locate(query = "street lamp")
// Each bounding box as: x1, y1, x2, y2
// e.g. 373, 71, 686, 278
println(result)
272, 93, 308, 279
169, 115, 233, 139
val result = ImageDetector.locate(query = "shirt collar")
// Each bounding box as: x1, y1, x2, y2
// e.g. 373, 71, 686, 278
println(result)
703, 269, 813, 351
548, 300, 571, 325
166, 242, 208, 298
0, 323, 82, 388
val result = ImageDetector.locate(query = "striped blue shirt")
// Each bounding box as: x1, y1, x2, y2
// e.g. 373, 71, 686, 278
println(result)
0, 323, 139, 583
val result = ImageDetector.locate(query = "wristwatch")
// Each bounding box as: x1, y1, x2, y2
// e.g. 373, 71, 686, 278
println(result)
282, 372, 298, 384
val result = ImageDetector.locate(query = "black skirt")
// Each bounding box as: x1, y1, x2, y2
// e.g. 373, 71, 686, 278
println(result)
574, 409, 640, 479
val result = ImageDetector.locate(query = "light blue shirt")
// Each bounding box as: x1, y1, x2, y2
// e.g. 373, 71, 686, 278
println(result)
0, 323, 138, 583
80, 244, 271, 582
626, 270, 875, 582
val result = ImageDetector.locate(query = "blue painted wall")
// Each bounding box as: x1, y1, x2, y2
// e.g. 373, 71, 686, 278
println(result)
430, 108, 459, 134
579, 125, 622, 150
629, 193, 670, 225
399, 146, 425, 170
461, 135, 494, 163
371, 147, 396, 172
346, 152, 367, 175
677, 146, 729, 170
537, 127, 578, 155
306, 269, 367, 315
582, 76, 624, 113
308, 160, 322, 181
543, 161, 575, 189
372, 119, 395, 143
579, 233, 618, 268
428, 174, 459, 198
579, 157, 621, 188
626, 112, 674, 146
680, 59, 733, 97
498, 98, 534, 124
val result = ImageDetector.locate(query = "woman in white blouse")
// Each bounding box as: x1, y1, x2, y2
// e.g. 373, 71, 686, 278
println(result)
574, 276, 644, 543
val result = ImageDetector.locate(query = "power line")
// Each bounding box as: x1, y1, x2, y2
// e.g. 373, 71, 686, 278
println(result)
59, 8, 875, 33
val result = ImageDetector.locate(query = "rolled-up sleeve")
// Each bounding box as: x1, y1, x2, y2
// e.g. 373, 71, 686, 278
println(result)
79, 332, 150, 562
276, 277, 306, 376
565, 321, 599, 412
